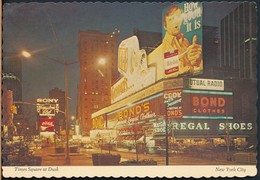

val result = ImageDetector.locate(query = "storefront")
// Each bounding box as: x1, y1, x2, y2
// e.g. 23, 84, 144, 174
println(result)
91, 77, 256, 153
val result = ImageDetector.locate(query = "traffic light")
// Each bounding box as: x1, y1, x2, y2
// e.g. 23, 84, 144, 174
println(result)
11, 105, 17, 114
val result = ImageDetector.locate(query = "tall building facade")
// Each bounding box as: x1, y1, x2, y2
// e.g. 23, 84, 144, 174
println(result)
218, 2, 258, 144
2, 53, 26, 135
78, 30, 118, 136
220, 2, 257, 79
2, 53, 23, 112
49, 88, 65, 133
202, 26, 220, 69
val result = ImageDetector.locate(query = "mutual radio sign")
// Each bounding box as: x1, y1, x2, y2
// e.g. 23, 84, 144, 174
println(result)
186, 78, 224, 91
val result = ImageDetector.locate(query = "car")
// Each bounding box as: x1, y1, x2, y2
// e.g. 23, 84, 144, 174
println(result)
152, 146, 184, 156
84, 144, 94, 149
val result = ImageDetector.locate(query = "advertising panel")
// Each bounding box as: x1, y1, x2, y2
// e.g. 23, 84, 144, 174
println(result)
108, 93, 163, 124
37, 104, 57, 117
152, 119, 254, 137
164, 89, 183, 118
184, 78, 224, 91
92, 115, 105, 129
182, 90, 233, 119
40, 117, 55, 132
148, 2, 203, 81
36, 98, 59, 117
153, 120, 172, 136
171, 119, 254, 137
111, 36, 156, 103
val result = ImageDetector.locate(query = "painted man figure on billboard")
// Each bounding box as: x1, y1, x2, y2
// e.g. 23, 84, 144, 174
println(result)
148, 3, 203, 81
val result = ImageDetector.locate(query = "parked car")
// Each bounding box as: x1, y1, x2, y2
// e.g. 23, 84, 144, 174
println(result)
152, 146, 184, 156
84, 144, 94, 149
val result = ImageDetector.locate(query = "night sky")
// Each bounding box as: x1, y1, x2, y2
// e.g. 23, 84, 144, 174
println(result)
3, 1, 240, 118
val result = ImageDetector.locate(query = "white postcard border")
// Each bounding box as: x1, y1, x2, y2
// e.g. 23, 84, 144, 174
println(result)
2, 165, 257, 178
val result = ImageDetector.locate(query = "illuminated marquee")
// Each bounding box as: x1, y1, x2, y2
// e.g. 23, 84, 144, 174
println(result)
107, 93, 163, 125
92, 115, 105, 129
186, 78, 224, 91
153, 120, 253, 137
164, 89, 183, 118
36, 98, 59, 117
40, 117, 55, 132
117, 102, 156, 123
182, 90, 233, 119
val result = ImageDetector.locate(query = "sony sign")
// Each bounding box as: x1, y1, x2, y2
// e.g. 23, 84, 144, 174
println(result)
188, 78, 224, 91
37, 98, 59, 103
36, 98, 59, 117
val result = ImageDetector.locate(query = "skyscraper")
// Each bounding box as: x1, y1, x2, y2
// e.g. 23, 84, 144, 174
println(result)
78, 30, 118, 136
2, 52, 23, 107
2, 52, 24, 128
220, 2, 257, 79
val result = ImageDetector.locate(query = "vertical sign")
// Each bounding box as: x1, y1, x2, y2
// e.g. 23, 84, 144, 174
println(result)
36, 98, 59, 117
164, 89, 183, 118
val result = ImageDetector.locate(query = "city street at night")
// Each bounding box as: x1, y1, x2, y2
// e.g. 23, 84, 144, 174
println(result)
2, 1, 258, 178
33, 145, 256, 166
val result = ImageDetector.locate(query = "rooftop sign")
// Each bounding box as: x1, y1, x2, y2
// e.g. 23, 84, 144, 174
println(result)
186, 78, 224, 91
111, 36, 156, 103
36, 98, 59, 117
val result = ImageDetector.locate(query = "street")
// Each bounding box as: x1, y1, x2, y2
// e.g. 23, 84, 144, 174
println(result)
33, 146, 254, 166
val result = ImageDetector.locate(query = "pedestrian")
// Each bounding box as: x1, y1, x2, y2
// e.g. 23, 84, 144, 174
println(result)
46, 137, 50, 146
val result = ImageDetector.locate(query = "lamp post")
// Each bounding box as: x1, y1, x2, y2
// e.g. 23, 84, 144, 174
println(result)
22, 50, 78, 164
165, 102, 169, 165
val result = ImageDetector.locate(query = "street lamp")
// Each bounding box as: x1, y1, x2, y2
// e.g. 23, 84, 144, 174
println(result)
98, 58, 106, 66
21, 51, 31, 58
22, 50, 78, 165
165, 102, 169, 165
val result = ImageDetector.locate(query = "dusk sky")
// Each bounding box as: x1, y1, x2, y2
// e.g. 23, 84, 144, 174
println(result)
3, 1, 240, 118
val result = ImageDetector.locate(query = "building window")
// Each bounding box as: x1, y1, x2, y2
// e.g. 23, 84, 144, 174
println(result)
93, 104, 99, 109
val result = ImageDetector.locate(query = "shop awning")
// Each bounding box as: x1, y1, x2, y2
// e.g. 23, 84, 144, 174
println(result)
137, 135, 144, 142
115, 136, 125, 141
151, 136, 166, 140
116, 134, 143, 141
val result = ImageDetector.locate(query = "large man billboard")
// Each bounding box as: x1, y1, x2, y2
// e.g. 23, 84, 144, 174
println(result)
148, 2, 203, 81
